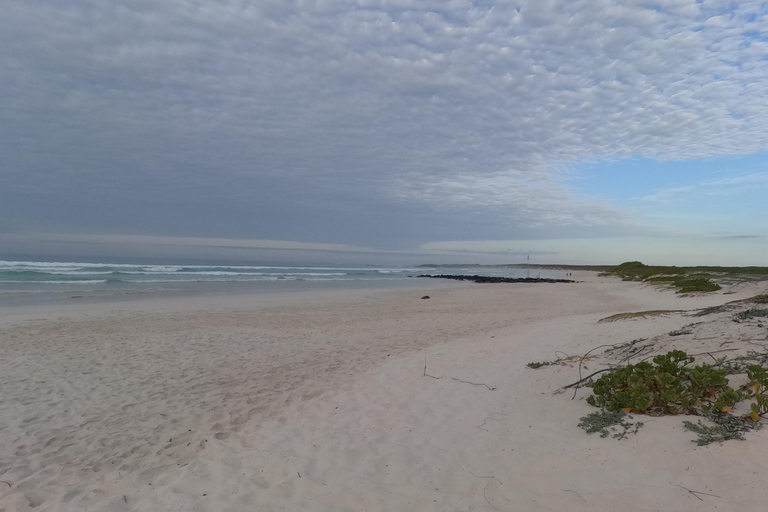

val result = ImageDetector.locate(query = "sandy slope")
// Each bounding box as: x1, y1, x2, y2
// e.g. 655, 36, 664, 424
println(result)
1, 273, 766, 511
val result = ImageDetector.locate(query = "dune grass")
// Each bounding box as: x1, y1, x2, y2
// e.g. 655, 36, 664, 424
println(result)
599, 310, 683, 323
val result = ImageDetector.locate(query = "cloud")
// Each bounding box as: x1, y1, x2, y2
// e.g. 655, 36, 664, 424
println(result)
643, 171, 768, 202
0, 233, 369, 254
2, 0, 768, 246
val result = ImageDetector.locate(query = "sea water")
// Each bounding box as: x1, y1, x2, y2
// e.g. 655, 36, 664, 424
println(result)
0, 259, 558, 292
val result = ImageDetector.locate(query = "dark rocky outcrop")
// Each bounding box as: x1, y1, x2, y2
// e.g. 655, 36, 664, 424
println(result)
417, 274, 576, 284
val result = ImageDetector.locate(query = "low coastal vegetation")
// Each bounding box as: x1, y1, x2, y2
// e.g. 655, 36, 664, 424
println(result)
527, 353, 596, 369
734, 308, 768, 322
601, 295, 768, 322
598, 310, 681, 323
421, 261, 768, 292
693, 293, 768, 317
578, 350, 768, 445
607, 261, 722, 293
578, 410, 644, 439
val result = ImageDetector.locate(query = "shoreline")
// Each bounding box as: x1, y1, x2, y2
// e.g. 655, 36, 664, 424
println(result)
0, 276, 467, 313
1, 272, 767, 511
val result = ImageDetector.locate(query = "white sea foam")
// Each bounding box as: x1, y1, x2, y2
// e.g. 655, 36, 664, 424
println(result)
0, 260, 483, 290
0, 280, 108, 285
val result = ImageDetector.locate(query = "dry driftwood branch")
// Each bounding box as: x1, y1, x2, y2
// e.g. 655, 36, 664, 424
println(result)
572, 344, 618, 399
620, 344, 655, 364
555, 368, 614, 395
688, 348, 739, 357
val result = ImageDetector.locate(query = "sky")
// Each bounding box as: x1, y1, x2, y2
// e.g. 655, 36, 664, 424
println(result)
2, 0, 768, 266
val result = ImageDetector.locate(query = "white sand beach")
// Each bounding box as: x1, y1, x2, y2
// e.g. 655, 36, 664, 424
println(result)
1, 273, 767, 511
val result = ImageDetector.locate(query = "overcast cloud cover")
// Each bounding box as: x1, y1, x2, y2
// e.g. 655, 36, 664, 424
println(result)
2, 0, 768, 264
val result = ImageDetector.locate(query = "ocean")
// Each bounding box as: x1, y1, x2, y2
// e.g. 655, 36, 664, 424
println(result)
0, 259, 557, 291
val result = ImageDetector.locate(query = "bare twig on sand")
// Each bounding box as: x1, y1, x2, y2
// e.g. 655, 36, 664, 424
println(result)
476, 412, 506, 431
573, 344, 617, 399
483, 487, 500, 511
423, 358, 442, 380
555, 368, 614, 395
562, 489, 587, 502
451, 377, 496, 391
688, 349, 739, 357
676, 485, 721, 501
423, 358, 496, 390
470, 472, 503, 485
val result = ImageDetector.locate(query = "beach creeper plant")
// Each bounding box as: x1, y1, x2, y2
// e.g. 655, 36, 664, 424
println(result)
585, 351, 740, 416
582, 350, 768, 445
744, 364, 768, 421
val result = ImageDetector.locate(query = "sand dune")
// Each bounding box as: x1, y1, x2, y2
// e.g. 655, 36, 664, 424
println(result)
1, 273, 766, 511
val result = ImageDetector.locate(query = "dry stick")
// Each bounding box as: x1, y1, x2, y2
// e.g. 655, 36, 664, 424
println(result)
476, 414, 505, 431
451, 377, 496, 391
483, 487, 500, 511
688, 348, 739, 357
572, 344, 617, 399
620, 344, 655, 365
557, 368, 614, 394
423, 358, 442, 380
675, 485, 721, 501
561, 489, 587, 502
424, 358, 496, 390
469, 472, 503, 485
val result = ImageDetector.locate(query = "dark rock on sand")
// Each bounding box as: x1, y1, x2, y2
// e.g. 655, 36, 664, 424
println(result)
418, 274, 575, 284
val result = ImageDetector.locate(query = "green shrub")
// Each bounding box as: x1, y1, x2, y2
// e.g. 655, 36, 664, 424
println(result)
585, 351, 736, 415
606, 262, 721, 293
734, 308, 768, 321
672, 277, 721, 293
745, 365, 768, 421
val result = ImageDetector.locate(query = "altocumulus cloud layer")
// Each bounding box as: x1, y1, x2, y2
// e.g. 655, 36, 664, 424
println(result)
2, 0, 768, 253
